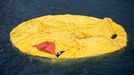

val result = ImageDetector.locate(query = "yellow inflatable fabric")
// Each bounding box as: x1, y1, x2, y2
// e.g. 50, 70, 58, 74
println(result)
10, 14, 127, 59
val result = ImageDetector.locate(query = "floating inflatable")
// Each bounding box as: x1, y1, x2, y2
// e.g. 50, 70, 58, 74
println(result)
10, 14, 127, 59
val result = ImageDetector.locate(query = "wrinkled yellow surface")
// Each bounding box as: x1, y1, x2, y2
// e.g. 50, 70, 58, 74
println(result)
10, 14, 127, 59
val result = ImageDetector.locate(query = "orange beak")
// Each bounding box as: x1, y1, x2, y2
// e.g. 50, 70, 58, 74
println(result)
33, 41, 55, 54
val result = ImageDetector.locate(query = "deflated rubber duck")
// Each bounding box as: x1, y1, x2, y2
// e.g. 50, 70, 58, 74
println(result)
10, 14, 127, 59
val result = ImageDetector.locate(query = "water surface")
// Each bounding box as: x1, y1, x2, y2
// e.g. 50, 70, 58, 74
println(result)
0, 0, 134, 75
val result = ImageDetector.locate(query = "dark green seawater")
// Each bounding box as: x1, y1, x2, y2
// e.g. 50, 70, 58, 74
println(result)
0, 0, 134, 75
